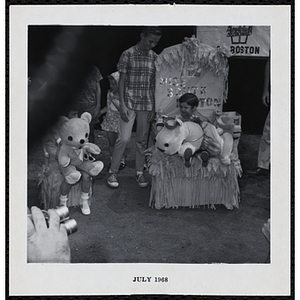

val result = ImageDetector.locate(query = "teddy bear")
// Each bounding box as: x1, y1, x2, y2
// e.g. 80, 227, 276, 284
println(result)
57, 112, 104, 215
154, 117, 204, 167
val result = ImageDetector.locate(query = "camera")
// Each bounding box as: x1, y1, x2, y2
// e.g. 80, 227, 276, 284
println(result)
42, 206, 78, 235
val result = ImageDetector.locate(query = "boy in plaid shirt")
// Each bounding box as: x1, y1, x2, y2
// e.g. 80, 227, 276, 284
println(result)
107, 27, 162, 188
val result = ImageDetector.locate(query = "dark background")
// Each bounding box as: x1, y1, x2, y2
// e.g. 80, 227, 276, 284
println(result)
226, 56, 269, 134
28, 25, 269, 146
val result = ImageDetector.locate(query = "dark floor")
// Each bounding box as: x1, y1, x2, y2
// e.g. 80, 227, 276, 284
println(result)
28, 129, 270, 264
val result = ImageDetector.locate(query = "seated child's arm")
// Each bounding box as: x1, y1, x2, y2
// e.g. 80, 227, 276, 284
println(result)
192, 110, 210, 123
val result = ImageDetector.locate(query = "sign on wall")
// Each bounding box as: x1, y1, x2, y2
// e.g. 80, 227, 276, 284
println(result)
155, 37, 229, 118
197, 26, 270, 57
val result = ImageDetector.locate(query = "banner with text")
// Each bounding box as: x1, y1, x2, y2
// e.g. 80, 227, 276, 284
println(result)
197, 26, 270, 57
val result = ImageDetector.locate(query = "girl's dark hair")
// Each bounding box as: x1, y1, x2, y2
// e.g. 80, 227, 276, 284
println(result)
178, 93, 199, 108
141, 26, 162, 37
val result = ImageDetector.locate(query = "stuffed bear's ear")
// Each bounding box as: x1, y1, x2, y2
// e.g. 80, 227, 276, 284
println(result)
80, 112, 92, 124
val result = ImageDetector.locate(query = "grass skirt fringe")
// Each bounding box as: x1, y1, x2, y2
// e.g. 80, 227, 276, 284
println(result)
147, 147, 240, 210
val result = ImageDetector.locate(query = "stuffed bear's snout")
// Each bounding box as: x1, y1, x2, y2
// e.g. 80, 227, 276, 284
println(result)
80, 139, 85, 144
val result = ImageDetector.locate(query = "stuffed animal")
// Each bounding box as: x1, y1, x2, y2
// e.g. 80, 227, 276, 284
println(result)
155, 116, 234, 168
57, 112, 103, 215
155, 117, 204, 167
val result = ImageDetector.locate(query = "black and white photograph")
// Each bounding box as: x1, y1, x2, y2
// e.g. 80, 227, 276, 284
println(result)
8, 3, 292, 297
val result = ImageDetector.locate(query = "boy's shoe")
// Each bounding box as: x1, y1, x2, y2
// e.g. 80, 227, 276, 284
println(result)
81, 203, 91, 215
107, 173, 119, 188
200, 151, 209, 167
119, 159, 126, 170
246, 167, 269, 176
136, 173, 148, 188
184, 148, 193, 168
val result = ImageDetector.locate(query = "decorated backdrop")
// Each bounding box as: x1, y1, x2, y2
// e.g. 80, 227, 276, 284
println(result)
155, 37, 229, 119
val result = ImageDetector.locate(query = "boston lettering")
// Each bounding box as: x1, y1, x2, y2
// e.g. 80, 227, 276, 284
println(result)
230, 45, 260, 55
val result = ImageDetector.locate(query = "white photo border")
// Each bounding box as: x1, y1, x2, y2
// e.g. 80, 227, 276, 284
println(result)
9, 4, 292, 296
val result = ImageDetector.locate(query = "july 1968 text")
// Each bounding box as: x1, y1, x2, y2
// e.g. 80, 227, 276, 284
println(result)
133, 277, 168, 283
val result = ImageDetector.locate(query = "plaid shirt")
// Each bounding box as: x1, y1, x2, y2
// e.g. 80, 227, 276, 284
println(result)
117, 44, 157, 111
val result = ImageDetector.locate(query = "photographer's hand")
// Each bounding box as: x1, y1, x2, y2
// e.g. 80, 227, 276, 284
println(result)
27, 206, 71, 263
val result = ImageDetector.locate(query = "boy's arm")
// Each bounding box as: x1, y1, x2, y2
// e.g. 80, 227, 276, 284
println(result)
148, 100, 155, 123
119, 72, 129, 122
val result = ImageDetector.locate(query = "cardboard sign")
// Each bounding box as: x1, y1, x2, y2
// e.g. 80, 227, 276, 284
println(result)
197, 26, 270, 57
155, 37, 229, 118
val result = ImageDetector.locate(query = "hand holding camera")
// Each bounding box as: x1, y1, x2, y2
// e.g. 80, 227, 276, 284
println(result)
27, 206, 77, 263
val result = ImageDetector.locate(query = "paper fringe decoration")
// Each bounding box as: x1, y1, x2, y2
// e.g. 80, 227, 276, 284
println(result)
155, 36, 230, 77
146, 146, 241, 210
